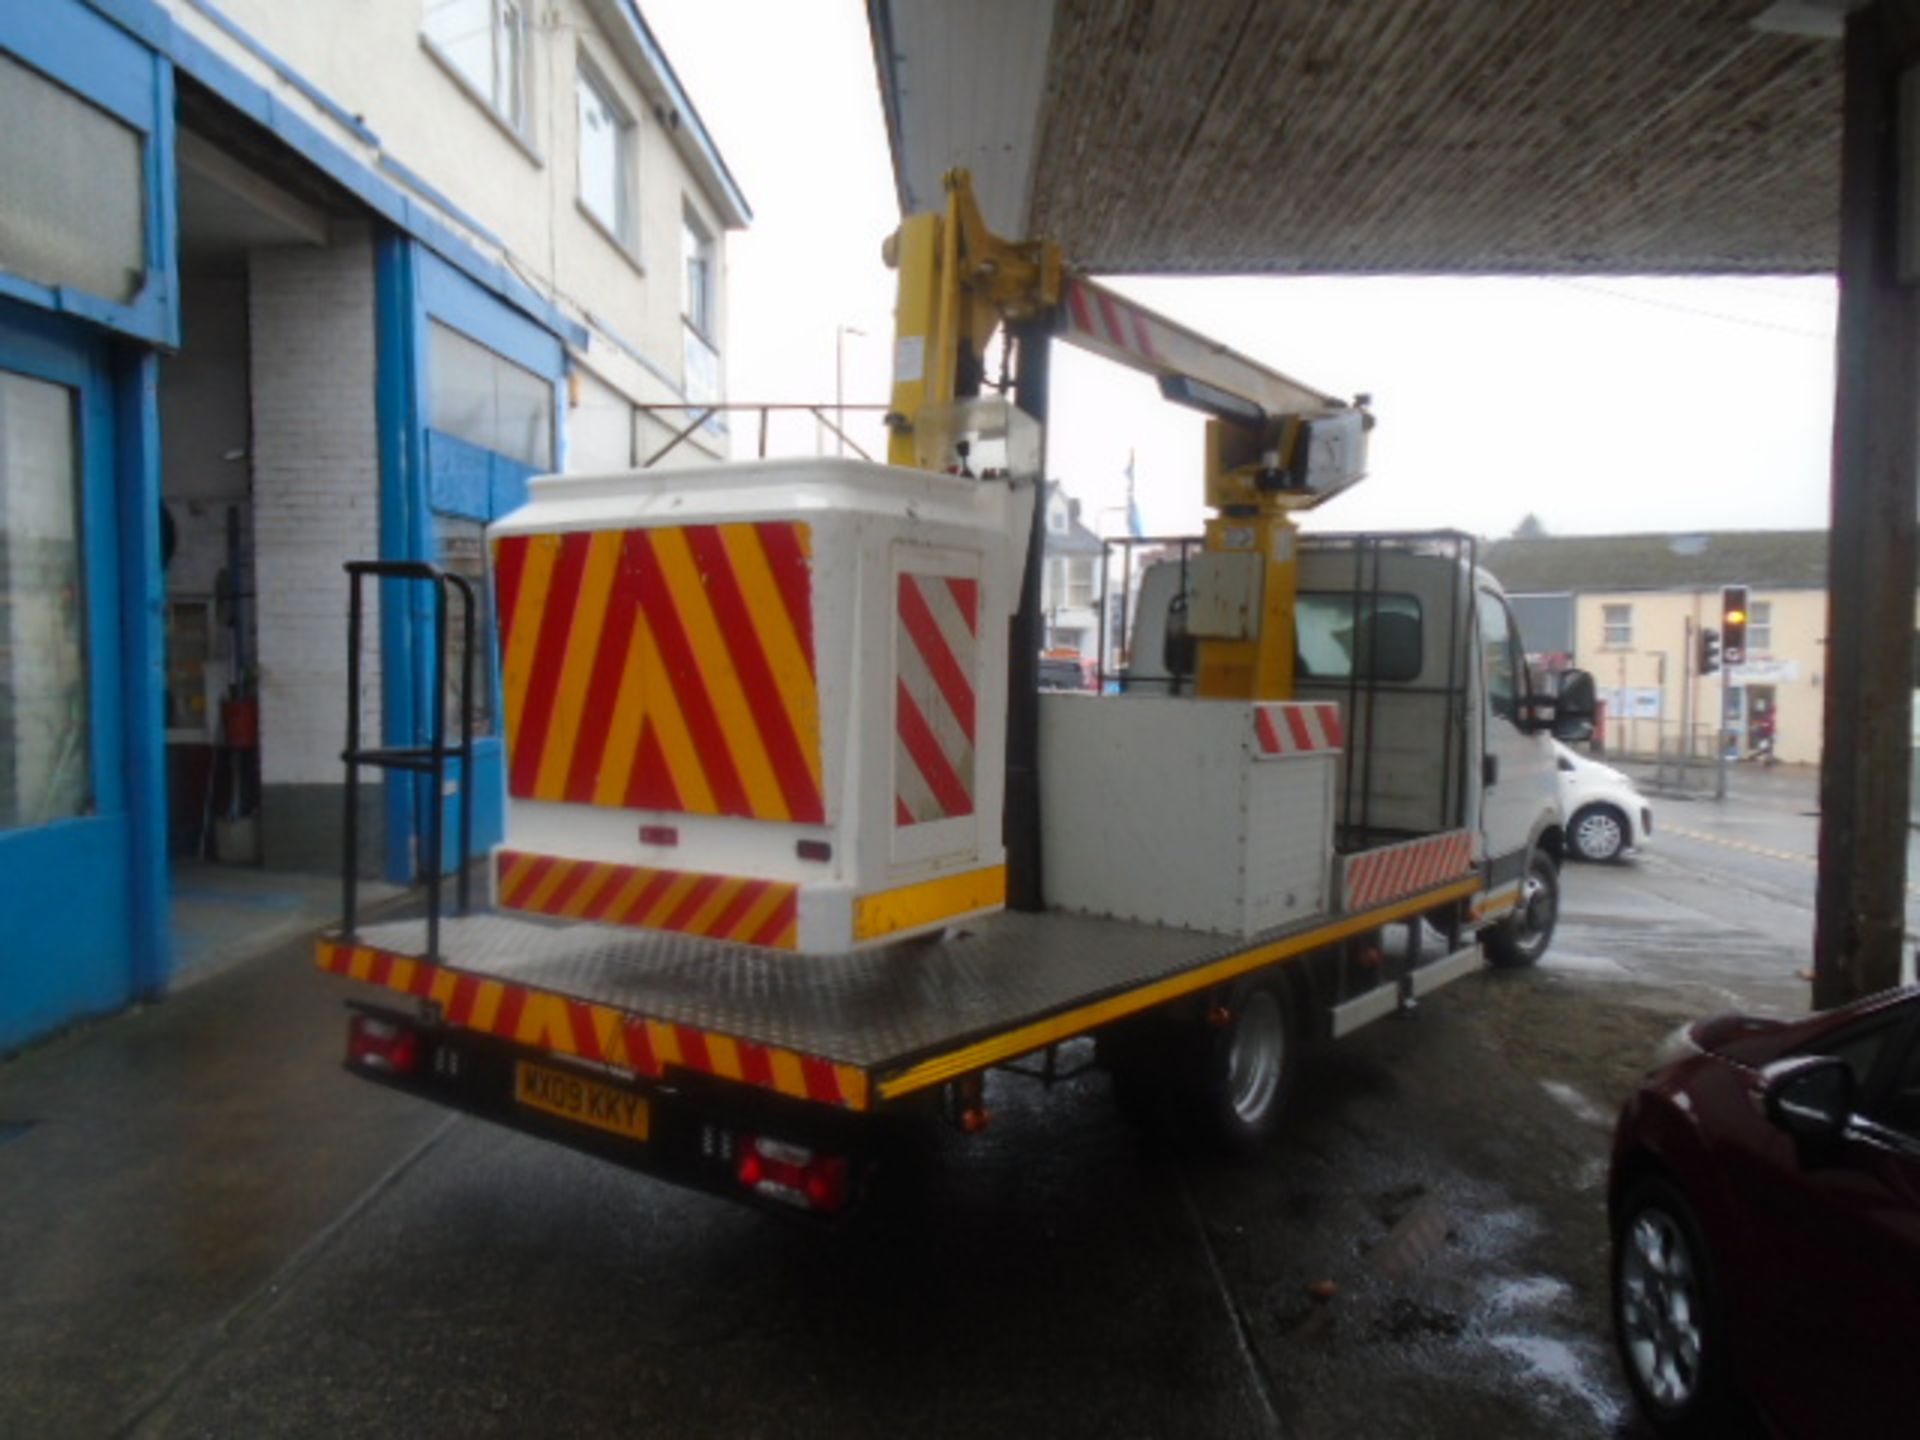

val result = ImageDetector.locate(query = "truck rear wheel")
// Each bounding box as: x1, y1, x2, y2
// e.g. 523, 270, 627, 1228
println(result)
1187, 978, 1298, 1154
1482, 849, 1558, 969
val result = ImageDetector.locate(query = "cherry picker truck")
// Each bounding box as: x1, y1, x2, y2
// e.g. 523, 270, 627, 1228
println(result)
319, 172, 1597, 1217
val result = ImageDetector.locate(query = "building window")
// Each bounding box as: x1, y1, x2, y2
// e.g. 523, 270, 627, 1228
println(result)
683, 208, 715, 340
576, 65, 634, 248
423, 0, 531, 137
0, 371, 90, 829
428, 322, 554, 470
431, 515, 495, 738
1602, 603, 1632, 648
1749, 600, 1772, 653
0, 52, 146, 304
1066, 558, 1095, 610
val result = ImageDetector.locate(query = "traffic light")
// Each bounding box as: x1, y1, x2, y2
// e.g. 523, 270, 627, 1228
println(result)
1699, 627, 1721, 675
1721, 585, 1749, 666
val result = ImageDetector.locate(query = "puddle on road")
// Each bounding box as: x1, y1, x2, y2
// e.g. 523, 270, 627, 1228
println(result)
1542, 950, 1631, 976
1539, 1080, 1611, 1128
1483, 1275, 1571, 1314
1487, 1333, 1627, 1432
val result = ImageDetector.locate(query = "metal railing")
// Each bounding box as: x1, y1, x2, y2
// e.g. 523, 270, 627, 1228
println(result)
339, 560, 477, 960
634, 403, 890, 468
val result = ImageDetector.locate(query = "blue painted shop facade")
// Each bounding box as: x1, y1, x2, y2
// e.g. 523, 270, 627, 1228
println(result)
0, 0, 605, 1051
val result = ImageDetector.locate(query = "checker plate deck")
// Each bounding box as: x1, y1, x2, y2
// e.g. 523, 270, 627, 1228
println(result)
340, 902, 1378, 1076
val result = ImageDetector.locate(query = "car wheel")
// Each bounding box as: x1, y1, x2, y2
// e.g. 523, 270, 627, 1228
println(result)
1185, 978, 1298, 1155
1612, 1177, 1734, 1438
1481, 849, 1558, 968
1570, 803, 1629, 863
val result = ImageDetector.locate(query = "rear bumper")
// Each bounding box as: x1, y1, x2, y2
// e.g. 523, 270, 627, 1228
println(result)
340, 1002, 887, 1218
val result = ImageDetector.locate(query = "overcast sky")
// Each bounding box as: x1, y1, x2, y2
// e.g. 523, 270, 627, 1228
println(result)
643, 0, 1839, 543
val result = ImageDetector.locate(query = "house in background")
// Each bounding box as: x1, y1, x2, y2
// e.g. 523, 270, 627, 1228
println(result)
1483, 531, 1828, 764
0, 0, 745, 1050
1040, 481, 1103, 664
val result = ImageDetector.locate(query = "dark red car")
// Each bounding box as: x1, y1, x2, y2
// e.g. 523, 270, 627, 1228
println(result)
1608, 986, 1920, 1437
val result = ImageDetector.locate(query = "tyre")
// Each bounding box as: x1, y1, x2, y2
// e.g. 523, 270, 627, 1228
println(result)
1612, 1177, 1734, 1438
1481, 848, 1558, 968
1185, 978, 1298, 1155
1570, 803, 1629, 863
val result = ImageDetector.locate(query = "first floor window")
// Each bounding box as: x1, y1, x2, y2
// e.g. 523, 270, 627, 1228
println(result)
577, 65, 634, 247
1602, 603, 1632, 647
1748, 600, 1773, 652
683, 207, 715, 339
424, 0, 531, 136
1066, 558, 1095, 609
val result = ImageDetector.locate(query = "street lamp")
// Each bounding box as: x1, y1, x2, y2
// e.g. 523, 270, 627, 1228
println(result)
835, 325, 866, 456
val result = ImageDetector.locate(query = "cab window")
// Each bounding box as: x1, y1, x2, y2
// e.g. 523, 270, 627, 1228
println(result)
1476, 590, 1525, 722
1294, 592, 1423, 682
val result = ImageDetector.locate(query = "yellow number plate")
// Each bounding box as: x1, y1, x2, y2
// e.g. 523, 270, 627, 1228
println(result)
515, 1060, 650, 1142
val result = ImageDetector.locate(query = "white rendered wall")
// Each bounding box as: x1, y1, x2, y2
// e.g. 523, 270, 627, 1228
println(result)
167, 0, 734, 463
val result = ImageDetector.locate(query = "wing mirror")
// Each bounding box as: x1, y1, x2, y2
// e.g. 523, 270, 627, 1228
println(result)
1762, 1054, 1855, 1146
1549, 669, 1596, 742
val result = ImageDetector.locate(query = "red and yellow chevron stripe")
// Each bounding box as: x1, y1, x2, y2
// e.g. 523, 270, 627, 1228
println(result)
496, 848, 799, 950
895, 571, 979, 826
316, 937, 868, 1109
1341, 829, 1476, 911
495, 522, 822, 823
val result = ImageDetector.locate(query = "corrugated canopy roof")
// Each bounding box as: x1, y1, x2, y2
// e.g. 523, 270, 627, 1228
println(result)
870, 1, 1845, 274
1483, 530, 1830, 594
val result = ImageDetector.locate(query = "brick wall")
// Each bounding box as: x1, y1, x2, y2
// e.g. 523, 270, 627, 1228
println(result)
248, 228, 381, 793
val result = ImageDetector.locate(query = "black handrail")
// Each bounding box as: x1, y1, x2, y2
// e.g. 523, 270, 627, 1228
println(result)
340, 560, 477, 961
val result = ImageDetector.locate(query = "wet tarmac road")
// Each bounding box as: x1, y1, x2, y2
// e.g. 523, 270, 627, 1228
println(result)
127, 867, 1753, 1440
4, 778, 1834, 1439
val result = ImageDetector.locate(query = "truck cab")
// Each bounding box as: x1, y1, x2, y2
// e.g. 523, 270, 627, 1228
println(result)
1118, 532, 1581, 953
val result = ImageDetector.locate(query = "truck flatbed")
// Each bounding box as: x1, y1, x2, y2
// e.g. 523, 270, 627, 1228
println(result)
318, 872, 1479, 1115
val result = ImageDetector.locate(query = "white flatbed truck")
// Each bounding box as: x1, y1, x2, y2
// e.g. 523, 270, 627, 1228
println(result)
318, 175, 1596, 1217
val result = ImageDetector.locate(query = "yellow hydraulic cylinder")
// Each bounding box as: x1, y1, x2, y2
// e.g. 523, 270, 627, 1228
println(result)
1194, 509, 1299, 701
886, 210, 944, 468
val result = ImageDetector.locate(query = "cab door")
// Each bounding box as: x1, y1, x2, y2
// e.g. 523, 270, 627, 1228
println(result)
1475, 587, 1554, 871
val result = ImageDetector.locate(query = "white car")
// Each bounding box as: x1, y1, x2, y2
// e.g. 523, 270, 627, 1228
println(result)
1556, 741, 1653, 863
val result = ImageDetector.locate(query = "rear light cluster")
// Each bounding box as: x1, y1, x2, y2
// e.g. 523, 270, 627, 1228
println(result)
348, 1013, 422, 1076
735, 1134, 851, 1214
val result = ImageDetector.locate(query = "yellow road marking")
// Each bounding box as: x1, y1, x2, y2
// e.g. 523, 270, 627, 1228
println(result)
1665, 823, 1920, 895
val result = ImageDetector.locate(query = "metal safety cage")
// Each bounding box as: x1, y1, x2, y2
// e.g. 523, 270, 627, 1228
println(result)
1092, 529, 1477, 847
1094, 533, 1207, 694
1301, 530, 1477, 850
339, 560, 478, 959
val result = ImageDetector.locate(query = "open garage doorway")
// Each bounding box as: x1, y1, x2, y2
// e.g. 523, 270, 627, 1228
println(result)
159, 117, 396, 978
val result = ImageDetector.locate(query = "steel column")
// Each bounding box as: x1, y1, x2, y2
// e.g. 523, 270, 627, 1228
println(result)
1006, 319, 1051, 911
1816, 0, 1920, 1007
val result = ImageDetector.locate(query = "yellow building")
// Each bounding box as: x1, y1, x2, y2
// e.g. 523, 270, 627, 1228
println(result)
1484, 532, 1828, 765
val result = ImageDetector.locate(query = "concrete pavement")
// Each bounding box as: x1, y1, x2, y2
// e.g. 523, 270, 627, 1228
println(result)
0, 924, 445, 1436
